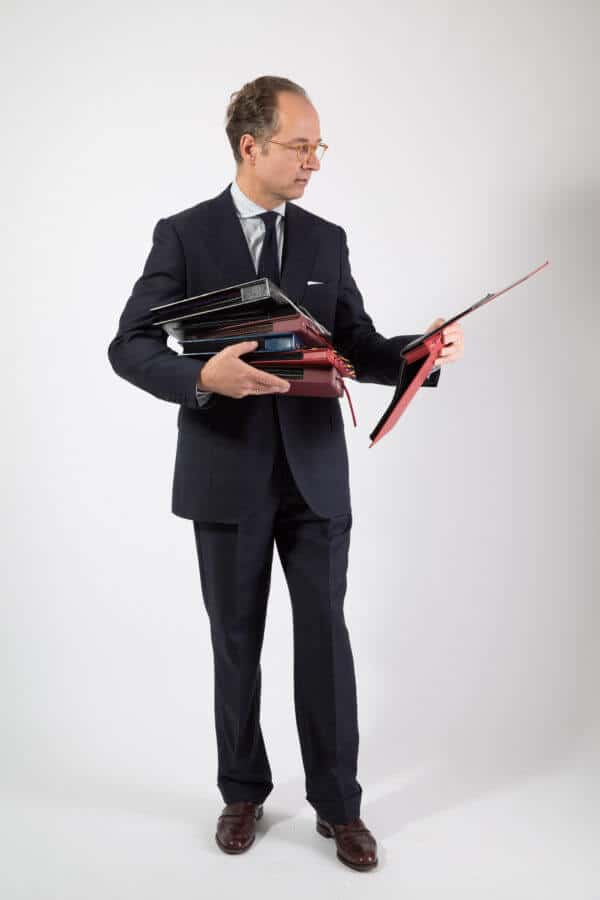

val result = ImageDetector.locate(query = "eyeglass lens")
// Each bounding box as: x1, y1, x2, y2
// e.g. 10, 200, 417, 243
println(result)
300, 144, 325, 161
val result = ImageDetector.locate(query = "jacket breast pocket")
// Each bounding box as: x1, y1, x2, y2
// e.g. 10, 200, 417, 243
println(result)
305, 279, 337, 295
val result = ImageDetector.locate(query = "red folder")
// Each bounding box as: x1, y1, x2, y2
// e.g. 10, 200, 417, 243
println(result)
244, 347, 356, 378
253, 363, 341, 394
192, 312, 327, 339
369, 260, 550, 447
247, 350, 358, 426
166, 312, 331, 346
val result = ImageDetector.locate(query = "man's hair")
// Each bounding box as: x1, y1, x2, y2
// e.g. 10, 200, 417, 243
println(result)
225, 75, 311, 165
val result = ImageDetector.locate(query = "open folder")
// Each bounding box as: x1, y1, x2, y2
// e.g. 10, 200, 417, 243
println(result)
369, 260, 550, 448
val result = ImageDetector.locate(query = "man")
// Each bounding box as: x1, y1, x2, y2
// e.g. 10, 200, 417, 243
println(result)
108, 75, 465, 872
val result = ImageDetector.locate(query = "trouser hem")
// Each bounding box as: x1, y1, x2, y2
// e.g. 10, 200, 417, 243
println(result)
219, 782, 274, 806
308, 789, 362, 825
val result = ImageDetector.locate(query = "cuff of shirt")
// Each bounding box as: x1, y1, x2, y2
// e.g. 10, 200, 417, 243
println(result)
195, 384, 215, 407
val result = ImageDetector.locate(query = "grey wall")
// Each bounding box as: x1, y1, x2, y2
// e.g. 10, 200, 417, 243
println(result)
2, 0, 598, 805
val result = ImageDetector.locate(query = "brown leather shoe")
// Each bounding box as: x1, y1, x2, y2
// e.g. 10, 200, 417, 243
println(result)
215, 801, 264, 854
316, 814, 378, 871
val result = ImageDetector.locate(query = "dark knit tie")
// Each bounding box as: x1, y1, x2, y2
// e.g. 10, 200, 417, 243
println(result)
256, 211, 280, 286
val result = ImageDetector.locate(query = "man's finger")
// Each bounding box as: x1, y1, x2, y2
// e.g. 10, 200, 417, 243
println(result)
226, 340, 259, 357
243, 363, 290, 391
246, 380, 290, 394
442, 324, 461, 336
252, 375, 290, 391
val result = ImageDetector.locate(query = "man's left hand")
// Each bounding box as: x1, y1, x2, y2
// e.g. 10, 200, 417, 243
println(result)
425, 317, 465, 365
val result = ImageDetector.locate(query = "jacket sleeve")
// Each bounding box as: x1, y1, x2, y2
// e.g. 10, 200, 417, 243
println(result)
107, 217, 212, 409
332, 226, 441, 388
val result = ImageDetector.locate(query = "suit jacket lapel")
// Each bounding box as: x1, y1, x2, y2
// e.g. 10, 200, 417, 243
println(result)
200, 184, 257, 287
280, 201, 319, 308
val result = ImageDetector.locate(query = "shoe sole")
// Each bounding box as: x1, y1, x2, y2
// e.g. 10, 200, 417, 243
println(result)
316, 820, 378, 871
215, 804, 263, 854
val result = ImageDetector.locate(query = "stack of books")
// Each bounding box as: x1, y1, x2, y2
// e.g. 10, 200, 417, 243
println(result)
150, 278, 357, 424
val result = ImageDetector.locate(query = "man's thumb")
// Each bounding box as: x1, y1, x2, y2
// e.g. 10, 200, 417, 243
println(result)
425, 317, 445, 332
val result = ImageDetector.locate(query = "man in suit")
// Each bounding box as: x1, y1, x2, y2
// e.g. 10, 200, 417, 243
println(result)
108, 75, 464, 871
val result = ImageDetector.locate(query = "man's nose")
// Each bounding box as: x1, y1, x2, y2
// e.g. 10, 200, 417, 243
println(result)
302, 153, 320, 171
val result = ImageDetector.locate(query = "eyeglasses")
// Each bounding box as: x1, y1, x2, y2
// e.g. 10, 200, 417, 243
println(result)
264, 139, 328, 162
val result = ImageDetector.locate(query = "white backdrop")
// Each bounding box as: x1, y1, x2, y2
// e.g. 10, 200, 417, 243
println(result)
2, 0, 599, 895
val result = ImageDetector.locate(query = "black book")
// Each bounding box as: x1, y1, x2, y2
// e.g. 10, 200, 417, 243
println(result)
150, 277, 330, 338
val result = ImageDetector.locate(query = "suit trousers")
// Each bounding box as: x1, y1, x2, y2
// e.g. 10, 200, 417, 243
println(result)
192, 399, 362, 825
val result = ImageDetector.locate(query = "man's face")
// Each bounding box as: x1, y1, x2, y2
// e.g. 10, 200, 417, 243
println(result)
240, 91, 322, 205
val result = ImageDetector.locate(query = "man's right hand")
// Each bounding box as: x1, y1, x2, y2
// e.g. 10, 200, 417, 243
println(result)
196, 341, 291, 399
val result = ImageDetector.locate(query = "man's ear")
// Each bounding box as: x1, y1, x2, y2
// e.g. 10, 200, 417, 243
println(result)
240, 135, 256, 164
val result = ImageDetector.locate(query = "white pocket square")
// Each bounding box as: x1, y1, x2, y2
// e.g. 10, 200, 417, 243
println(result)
307, 280, 325, 285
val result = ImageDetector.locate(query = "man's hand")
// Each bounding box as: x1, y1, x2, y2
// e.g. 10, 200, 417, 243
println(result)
196, 340, 291, 399
424, 317, 465, 365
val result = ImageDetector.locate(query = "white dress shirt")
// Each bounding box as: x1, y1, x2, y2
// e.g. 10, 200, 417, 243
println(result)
195, 178, 287, 404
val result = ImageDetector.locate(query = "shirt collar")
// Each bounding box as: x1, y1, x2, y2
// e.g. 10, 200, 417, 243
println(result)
230, 177, 286, 219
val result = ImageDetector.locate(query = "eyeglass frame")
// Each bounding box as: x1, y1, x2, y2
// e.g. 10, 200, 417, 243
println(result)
263, 139, 328, 163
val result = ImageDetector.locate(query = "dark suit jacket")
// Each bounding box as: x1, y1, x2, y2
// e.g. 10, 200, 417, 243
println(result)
108, 183, 440, 521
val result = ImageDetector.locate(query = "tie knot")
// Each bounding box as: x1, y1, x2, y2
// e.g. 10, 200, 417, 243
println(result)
258, 211, 278, 230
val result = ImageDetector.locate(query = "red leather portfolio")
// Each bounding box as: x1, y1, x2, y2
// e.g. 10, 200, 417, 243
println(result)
368, 260, 550, 447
